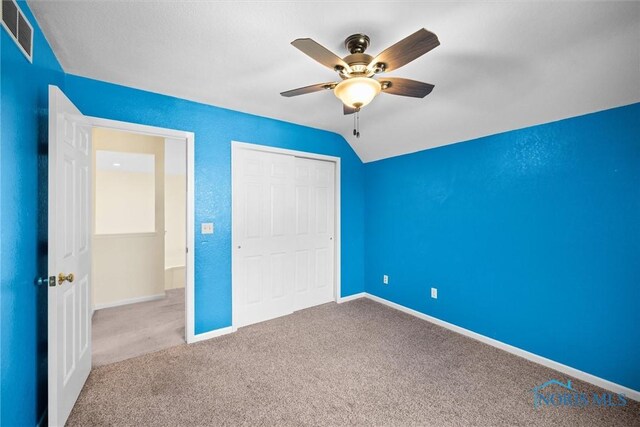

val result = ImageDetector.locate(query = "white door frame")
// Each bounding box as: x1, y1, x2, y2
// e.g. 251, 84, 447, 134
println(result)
88, 117, 197, 343
231, 141, 341, 329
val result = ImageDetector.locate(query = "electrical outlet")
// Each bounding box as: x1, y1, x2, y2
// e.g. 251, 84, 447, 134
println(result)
383, 275, 389, 285
201, 223, 214, 234
431, 287, 438, 299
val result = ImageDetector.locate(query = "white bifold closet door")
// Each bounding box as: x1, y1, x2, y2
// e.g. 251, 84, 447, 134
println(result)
234, 150, 296, 327
234, 148, 335, 328
293, 158, 335, 311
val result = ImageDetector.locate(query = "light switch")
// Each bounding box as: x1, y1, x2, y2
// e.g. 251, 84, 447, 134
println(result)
201, 223, 214, 234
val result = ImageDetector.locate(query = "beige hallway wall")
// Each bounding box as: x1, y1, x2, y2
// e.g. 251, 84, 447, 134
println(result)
95, 170, 155, 234
92, 128, 165, 309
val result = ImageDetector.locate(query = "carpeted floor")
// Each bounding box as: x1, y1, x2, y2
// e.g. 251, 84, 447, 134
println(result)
92, 288, 185, 366
69, 298, 639, 426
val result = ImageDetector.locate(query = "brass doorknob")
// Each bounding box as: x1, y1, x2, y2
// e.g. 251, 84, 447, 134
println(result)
58, 273, 74, 284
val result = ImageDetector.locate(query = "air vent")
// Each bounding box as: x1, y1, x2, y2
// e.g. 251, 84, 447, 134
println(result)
1, 0, 17, 36
1, 0, 33, 62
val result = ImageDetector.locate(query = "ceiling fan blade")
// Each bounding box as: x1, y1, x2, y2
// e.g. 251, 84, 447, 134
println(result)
343, 105, 357, 115
380, 78, 434, 98
280, 82, 337, 97
291, 38, 351, 72
369, 29, 440, 72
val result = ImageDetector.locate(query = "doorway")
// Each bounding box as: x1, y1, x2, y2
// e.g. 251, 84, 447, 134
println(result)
86, 118, 196, 344
90, 127, 188, 365
231, 142, 341, 328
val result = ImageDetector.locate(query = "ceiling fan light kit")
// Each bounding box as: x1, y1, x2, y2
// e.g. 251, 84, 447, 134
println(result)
334, 77, 381, 109
281, 28, 440, 137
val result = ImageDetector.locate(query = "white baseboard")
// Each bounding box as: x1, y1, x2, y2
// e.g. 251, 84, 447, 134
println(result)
364, 293, 639, 402
94, 293, 165, 311
337, 292, 366, 303
189, 326, 236, 344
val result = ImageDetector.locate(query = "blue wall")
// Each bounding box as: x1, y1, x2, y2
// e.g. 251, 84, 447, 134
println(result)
1, 1, 66, 426
1, 2, 364, 425
63, 75, 366, 334
2, 1, 638, 424
365, 103, 640, 391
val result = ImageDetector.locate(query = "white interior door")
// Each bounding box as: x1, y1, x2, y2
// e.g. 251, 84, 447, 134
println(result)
48, 86, 92, 427
233, 149, 295, 327
293, 158, 335, 311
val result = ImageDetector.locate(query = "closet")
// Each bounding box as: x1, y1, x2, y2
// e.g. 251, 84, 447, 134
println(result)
233, 147, 336, 327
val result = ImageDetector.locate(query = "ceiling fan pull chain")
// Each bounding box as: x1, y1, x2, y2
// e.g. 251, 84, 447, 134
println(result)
353, 113, 357, 136
356, 110, 360, 138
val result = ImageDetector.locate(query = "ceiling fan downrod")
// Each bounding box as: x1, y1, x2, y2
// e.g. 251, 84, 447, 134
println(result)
345, 33, 370, 54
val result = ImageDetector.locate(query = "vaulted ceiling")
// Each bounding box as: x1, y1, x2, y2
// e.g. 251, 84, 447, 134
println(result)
29, 1, 640, 162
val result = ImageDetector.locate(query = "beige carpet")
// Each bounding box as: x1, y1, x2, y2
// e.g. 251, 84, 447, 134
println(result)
92, 289, 185, 366
70, 298, 639, 426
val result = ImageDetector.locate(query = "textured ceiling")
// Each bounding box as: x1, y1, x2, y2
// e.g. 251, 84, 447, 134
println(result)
29, 1, 640, 162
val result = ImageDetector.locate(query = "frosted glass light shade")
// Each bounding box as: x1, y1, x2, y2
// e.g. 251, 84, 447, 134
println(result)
334, 77, 381, 109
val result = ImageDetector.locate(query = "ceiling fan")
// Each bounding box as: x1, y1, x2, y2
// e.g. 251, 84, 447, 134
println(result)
280, 29, 440, 121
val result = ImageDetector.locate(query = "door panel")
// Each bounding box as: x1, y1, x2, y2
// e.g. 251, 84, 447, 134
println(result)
245, 183, 263, 238
293, 158, 335, 311
62, 287, 76, 384
315, 248, 329, 289
48, 86, 92, 426
315, 187, 328, 233
295, 250, 310, 292
245, 255, 263, 305
78, 165, 89, 253
271, 252, 287, 298
234, 149, 295, 327
63, 156, 75, 257
295, 186, 310, 235
271, 184, 287, 236
78, 275, 90, 356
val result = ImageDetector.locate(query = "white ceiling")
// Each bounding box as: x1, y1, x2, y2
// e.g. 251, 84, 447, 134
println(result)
96, 150, 154, 173
29, 1, 640, 162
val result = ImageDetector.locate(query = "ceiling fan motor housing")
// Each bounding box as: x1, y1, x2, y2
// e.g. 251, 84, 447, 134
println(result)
343, 34, 384, 75
344, 53, 375, 76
